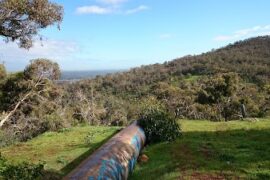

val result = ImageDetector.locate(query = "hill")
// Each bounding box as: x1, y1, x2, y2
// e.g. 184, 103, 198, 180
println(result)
1, 36, 269, 147
90, 36, 270, 93
72, 36, 270, 122
0, 36, 269, 180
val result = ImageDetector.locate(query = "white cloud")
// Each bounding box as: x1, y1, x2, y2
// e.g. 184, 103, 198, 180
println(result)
98, 0, 127, 5
214, 35, 232, 41
159, 33, 173, 40
76, 6, 111, 15
0, 39, 79, 71
214, 25, 270, 41
125, 5, 148, 14
76, 0, 149, 15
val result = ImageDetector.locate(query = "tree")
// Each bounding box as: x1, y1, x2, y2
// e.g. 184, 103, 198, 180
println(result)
0, 59, 60, 128
0, 0, 63, 49
72, 88, 97, 125
197, 73, 240, 120
197, 73, 238, 105
24, 58, 61, 80
0, 63, 6, 81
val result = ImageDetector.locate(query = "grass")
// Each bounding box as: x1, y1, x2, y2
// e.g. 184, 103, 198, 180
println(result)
184, 75, 201, 82
1, 119, 269, 179
0, 125, 120, 177
130, 118, 270, 180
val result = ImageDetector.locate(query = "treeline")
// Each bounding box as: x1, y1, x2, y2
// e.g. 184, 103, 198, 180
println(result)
83, 36, 270, 121
0, 36, 270, 146
89, 36, 270, 94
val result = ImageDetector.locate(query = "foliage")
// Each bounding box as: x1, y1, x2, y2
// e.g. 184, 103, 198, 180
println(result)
84, 129, 106, 145
0, 35, 269, 178
197, 73, 238, 105
0, 128, 18, 147
24, 59, 61, 80
196, 73, 241, 120
0, 63, 6, 81
43, 112, 67, 132
0, 153, 6, 173
84, 131, 96, 145
139, 96, 166, 114
81, 36, 270, 121
1, 36, 270, 146
0, 59, 64, 142
0, 0, 63, 49
0, 154, 44, 180
139, 107, 181, 144
0, 72, 26, 111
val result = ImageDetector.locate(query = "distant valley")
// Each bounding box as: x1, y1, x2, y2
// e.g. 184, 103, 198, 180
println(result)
60, 69, 124, 80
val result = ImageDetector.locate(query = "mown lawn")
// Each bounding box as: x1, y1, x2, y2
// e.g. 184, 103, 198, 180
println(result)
130, 119, 270, 180
0, 126, 120, 177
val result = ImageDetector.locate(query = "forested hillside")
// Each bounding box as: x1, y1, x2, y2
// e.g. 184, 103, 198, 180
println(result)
0, 36, 270, 146
89, 36, 270, 93
79, 36, 270, 121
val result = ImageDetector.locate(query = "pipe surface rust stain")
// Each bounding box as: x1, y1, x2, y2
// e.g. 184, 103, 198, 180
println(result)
64, 121, 146, 180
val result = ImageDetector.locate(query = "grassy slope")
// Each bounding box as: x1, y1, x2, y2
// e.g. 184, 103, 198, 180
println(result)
0, 126, 120, 177
131, 119, 270, 180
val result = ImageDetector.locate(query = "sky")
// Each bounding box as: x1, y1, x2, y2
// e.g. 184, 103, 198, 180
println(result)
1, 0, 270, 71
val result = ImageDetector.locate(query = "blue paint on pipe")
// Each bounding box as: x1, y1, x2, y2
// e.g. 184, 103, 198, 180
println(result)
94, 127, 144, 179
65, 122, 145, 180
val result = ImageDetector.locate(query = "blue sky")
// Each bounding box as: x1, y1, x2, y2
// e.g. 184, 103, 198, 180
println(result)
1, 0, 270, 71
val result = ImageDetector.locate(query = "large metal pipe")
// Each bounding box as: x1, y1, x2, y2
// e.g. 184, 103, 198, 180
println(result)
64, 121, 146, 180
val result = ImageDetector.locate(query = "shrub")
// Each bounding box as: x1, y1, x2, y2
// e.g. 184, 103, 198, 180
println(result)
0, 129, 18, 147
138, 108, 181, 144
84, 131, 96, 145
0, 154, 45, 180
44, 113, 67, 131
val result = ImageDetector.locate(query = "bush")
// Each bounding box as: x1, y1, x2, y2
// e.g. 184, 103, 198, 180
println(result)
0, 129, 18, 147
138, 108, 181, 144
0, 64, 6, 81
0, 154, 45, 180
44, 112, 67, 131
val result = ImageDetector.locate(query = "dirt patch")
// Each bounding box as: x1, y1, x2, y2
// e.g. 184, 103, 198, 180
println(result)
172, 143, 194, 160
138, 154, 149, 163
198, 144, 216, 160
43, 147, 60, 156
179, 172, 226, 180
172, 143, 199, 169
13, 143, 32, 151
172, 144, 238, 180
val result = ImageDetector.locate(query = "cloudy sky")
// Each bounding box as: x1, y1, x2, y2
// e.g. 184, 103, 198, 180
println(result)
1, 0, 270, 71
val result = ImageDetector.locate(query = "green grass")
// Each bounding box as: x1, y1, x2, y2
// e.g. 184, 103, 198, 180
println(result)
130, 118, 270, 180
0, 126, 120, 177
184, 75, 201, 82
1, 119, 269, 179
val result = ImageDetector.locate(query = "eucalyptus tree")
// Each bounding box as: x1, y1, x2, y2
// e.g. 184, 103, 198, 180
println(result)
0, 0, 63, 49
0, 59, 61, 128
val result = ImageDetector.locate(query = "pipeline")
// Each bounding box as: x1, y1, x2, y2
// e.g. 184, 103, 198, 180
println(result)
64, 121, 146, 180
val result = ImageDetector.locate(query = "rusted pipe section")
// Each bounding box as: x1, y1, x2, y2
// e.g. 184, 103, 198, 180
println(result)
64, 121, 146, 180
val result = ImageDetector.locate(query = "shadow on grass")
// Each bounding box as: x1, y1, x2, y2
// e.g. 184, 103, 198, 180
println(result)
130, 128, 270, 180
42, 129, 121, 179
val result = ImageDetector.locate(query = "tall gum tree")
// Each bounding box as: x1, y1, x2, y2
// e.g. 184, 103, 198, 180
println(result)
0, 0, 63, 49
0, 59, 61, 128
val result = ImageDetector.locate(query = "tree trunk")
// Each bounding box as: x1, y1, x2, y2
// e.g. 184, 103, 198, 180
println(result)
0, 92, 32, 128
240, 103, 247, 118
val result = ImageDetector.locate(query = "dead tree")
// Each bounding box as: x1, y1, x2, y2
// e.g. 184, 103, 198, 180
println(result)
0, 76, 49, 128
